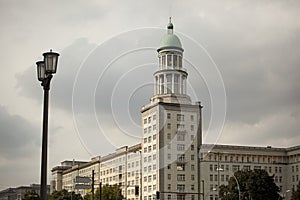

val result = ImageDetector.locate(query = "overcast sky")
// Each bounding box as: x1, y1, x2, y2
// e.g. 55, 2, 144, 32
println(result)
0, 0, 299, 188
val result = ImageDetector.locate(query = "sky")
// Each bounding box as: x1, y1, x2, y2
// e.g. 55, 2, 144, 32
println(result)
0, 0, 300, 189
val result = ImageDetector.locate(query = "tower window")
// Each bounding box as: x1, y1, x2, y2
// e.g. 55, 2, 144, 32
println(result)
162, 55, 166, 67
167, 55, 172, 67
174, 55, 178, 67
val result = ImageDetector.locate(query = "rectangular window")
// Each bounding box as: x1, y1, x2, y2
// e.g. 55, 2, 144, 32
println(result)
191, 174, 195, 180
174, 55, 178, 67
144, 138, 147, 143
190, 115, 194, 121
167, 55, 172, 67
167, 113, 171, 119
144, 128, 147, 134
177, 154, 185, 162
153, 124, 156, 130
177, 164, 185, 171
167, 123, 171, 129
153, 144, 156, 150
177, 124, 185, 131
177, 114, 185, 121
191, 164, 195, 171
167, 133, 171, 139
177, 144, 185, 151
177, 133, 185, 141
177, 184, 185, 192
148, 116, 151, 123
153, 134, 157, 140
144, 118, 147, 124
191, 125, 194, 131
153, 114, 156, 121
191, 155, 195, 160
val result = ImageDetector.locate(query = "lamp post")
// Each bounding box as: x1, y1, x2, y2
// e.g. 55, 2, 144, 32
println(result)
36, 50, 59, 200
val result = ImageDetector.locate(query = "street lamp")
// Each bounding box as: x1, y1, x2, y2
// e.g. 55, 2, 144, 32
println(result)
36, 50, 59, 200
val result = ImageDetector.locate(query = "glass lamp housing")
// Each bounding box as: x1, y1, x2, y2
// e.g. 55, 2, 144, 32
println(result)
36, 61, 46, 81
43, 50, 59, 74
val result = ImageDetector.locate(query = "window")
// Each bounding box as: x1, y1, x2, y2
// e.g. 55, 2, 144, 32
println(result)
144, 147, 147, 153
177, 124, 185, 131
177, 133, 185, 141
167, 133, 171, 139
167, 54, 172, 67
148, 116, 151, 123
191, 155, 195, 160
191, 125, 194, 131
153, 124, 157, 130
191, 174, 195, 180
191, 145, 194, 151
190, 115, 194, 121
144, 128, 147, 134
178, 154, 185, 162
168, 164, 171, 169
177, 144, 185, 151
148, 136, 151, 142
168, 184, 171, 190
167, 123, 171, 129
177, 184, 185, 192
168, 174, 171, 180
153, 154, 156, 160
144, 118, 147, 124
167, 113, 171, 119
177, 164, 185, 171
168, 154, 171, 160
210, 164, 213, 171
177, 114, 185, 121
148, 126, 151, 132
153, 144, 157, 150
177, 174, 185, 181
174, 55, 178, 67
144, 138, 147, 143
191, 185, 195, 190
153, 114, 156, 121
153, 134, 157, 140
191, 164, 195, 171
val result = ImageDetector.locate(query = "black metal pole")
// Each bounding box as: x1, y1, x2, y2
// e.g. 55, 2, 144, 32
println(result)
99, 182, 102, 200
40, 75, 52, 200
92, 170, 95, 200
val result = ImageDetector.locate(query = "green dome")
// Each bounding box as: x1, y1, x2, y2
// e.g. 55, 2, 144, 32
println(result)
158, 19, 183, 51
159, 34, 182, 50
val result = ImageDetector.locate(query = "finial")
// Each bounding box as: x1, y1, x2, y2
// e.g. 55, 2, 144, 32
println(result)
167, 17, 174, 31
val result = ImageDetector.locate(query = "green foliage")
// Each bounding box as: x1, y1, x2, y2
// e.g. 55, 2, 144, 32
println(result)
219, 169, 280, 200
291, 181, 300, 200
84, 184, 124, 200
22, 190, 39, 200
49, 189, 83, 200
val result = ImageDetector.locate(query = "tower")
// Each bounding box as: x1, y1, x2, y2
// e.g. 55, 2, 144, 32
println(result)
141, 19, 202, 200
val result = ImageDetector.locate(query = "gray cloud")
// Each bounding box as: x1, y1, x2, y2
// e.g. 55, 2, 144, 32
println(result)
1, 0, 300, 187
0, 105, 39, 159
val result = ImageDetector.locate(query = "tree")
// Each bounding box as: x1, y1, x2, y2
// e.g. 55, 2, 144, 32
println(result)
49, 189, 83, 200
219, 169, 280, 200
291, 181, 300, 200
84, 184, 124, 200
23, 190, 39, 200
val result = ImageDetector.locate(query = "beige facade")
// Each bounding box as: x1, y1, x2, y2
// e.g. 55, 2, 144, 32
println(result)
200, 144, 300, 200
